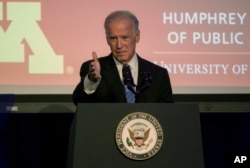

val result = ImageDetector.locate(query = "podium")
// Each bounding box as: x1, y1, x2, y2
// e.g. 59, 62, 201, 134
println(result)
68, 103, 204, 168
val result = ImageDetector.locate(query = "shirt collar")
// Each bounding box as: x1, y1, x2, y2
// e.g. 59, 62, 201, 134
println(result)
113, 53, 138, 85
113, 53, 138, 70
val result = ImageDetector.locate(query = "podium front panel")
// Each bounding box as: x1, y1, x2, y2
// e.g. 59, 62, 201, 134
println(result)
70, 103, 204, 168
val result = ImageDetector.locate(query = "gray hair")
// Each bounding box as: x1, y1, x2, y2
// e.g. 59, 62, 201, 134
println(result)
104, 10, 139, 35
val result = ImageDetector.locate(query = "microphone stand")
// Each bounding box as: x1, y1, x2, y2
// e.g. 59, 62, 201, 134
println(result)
122, 64, 152, 102
135, 72, 152, 102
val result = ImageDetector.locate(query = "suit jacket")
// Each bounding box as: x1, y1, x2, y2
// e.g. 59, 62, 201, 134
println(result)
73, 54, 173, 105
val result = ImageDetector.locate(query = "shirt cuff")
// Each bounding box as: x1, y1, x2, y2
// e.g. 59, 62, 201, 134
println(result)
83, 74, 101, 94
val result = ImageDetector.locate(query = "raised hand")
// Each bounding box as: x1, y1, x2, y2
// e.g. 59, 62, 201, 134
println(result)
88, 51, 102, 82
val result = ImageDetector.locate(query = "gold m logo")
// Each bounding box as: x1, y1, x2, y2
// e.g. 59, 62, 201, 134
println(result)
0, 2, 64, 74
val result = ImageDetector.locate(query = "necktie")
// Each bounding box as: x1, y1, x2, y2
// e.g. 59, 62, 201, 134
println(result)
122, 64, 135, 103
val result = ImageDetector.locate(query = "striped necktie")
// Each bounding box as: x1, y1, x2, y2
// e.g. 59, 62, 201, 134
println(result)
122, 64, 135, 103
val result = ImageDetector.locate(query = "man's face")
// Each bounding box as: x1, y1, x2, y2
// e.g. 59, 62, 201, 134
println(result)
106, 18, 140, 64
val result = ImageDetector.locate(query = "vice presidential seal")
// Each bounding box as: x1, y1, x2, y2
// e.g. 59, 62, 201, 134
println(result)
115, 112, 164, 160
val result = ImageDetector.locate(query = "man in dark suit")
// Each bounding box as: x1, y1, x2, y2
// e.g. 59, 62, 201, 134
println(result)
73, 10, 173, 105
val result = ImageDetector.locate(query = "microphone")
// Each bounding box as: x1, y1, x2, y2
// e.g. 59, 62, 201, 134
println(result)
137, 72, 152, 94
122, 64, 136, 94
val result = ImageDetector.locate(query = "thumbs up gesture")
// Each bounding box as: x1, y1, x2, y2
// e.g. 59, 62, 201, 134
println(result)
88, 52, 102, 82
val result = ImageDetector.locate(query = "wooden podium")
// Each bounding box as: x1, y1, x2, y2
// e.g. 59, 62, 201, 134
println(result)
68, 103, 204, 168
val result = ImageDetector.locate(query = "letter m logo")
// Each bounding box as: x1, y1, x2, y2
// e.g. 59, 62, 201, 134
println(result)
0, 2, 63, 74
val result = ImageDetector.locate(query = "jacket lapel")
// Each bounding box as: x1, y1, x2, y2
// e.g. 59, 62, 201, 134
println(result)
137, 56, 147, 85
101, 55, 126, 102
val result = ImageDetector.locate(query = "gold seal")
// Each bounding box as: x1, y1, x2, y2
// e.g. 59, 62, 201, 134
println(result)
115, 112, 164, 160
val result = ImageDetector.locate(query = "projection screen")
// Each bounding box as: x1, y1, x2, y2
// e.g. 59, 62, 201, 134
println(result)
0, 0, 249, 94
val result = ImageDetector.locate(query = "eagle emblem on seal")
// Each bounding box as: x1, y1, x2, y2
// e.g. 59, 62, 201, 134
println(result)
126, 122, 153, 151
